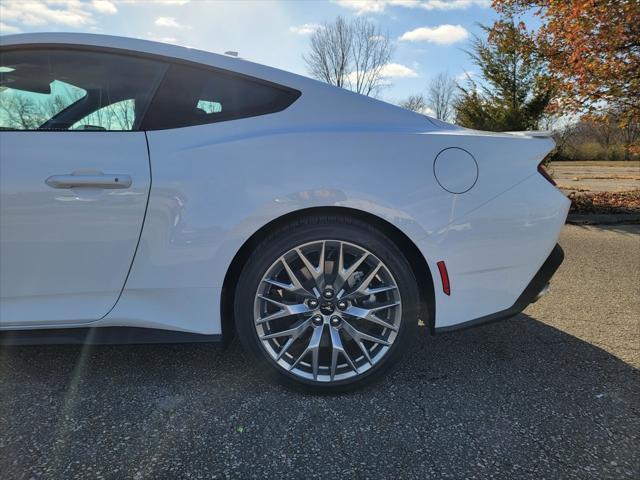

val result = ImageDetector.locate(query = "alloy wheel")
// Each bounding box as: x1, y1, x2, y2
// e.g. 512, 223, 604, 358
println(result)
254, 240, 402, 383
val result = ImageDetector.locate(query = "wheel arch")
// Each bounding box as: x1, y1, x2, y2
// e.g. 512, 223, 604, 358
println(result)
220, 206, 436, 342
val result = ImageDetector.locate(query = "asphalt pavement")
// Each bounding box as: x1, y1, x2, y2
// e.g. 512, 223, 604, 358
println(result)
1, 224, 638, 479
550, 161, 640, 192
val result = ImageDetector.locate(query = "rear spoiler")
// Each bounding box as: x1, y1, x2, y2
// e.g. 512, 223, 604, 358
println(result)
504, 131, 556, 150
504, 130, 554, 139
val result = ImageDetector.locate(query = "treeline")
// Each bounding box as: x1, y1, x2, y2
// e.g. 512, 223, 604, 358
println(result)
552, 116, 639, 161
444, 1, 639, 161
303, 3, 639, 162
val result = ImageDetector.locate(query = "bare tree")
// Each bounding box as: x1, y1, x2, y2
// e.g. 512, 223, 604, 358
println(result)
620, 118, 640, 161
304, 16, 352, 89
109, 99, 135, 130
427, 73, 457, 122
0, 83, 84, 130
399, 94, 427, 114
304, 16, 393, 96
0, 94, 36, 129
540, 114, 577, 160
349, 18, 393, 96
548, 113, 639, 161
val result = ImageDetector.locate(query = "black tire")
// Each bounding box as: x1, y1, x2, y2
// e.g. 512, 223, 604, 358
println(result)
234, 213, 420, 392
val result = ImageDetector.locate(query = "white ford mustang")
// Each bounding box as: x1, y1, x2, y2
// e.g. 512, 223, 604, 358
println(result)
0, 33, 569, 390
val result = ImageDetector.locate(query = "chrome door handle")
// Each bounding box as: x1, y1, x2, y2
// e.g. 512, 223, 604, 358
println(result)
45, 173, 132, 189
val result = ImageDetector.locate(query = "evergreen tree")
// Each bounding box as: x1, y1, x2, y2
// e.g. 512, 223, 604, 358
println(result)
455, 18, 553, 131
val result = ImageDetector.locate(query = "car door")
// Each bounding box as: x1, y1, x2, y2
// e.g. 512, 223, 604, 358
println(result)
0, 47, 167, 326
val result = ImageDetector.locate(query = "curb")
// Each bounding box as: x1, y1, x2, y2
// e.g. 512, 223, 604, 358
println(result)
566, 213, 640, 225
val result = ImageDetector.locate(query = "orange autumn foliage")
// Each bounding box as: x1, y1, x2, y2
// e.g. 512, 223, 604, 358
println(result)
493, 0, 639, 124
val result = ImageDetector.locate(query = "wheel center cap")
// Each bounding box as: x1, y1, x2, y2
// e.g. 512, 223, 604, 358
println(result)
320, 301, 335, 315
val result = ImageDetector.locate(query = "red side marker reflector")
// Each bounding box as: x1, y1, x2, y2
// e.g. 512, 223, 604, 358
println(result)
538, 162, 556, 186
437, 261, 450, 296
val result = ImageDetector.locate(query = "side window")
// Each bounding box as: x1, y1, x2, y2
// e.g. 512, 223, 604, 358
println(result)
0, 76, 86, 130
197, 99, 222, 114
71, 99, 135, 131
143, 63, 301, 130
0, 49, 167, 131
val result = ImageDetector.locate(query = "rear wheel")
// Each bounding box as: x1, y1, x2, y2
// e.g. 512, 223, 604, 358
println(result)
234, 215, 420, 391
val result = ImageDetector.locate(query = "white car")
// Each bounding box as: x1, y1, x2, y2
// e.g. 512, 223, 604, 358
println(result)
0, 33, 569, 390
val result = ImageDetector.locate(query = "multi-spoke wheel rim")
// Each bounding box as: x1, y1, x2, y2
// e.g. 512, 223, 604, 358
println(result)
254, 240, 402, 383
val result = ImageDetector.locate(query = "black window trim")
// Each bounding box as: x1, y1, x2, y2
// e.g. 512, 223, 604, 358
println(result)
0, 43, 302, 132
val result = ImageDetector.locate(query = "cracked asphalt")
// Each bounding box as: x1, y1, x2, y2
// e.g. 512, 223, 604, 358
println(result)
1, 224, 639, 479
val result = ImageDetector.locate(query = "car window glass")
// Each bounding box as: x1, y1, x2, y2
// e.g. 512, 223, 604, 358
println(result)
71, 99, 135, 131
196, 99, 222, 114
143, 63, 300, 130
0, 77, 86, 130
0, 49, 167, 131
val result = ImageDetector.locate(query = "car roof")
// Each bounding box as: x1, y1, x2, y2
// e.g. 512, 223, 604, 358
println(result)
0, 32, 307, 90
1, 32, 443, 131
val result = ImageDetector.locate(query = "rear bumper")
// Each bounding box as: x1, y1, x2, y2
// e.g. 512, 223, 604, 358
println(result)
434, 244, 564, 333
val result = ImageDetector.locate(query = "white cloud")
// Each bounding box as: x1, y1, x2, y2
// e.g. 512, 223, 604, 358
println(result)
399, 24, 469, 44
0, 21, 21, 34
379, 63, 418, 78
420, 0, 490, 10
456, 70, 475, 81
345, 62, 417, 87
334, 1, 389, 14
0, 1, 91, 27
389, 0, 422, 6
146, 32, 178, 44
334, 0, 488, 14
0, 0, 117, 29
154, 16, 187, 29
289, 23, 324, 35
335, 0, 423, 14
118, 0, 190, 4
92, 0, 117, 14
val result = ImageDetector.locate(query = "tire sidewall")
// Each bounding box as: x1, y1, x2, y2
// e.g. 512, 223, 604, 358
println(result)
234, 218, 420, 392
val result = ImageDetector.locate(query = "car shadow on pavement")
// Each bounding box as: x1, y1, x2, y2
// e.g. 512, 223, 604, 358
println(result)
0, 313, 638, 478
570, 223, 640, 235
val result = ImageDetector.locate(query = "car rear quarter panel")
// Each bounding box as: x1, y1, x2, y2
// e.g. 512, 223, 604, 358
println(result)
105, 108, 567, 334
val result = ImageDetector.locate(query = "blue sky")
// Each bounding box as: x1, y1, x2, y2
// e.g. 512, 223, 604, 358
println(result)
0, 0, 501, 104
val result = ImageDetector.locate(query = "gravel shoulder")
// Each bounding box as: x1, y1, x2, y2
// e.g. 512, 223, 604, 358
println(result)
1, 225, 638, 479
